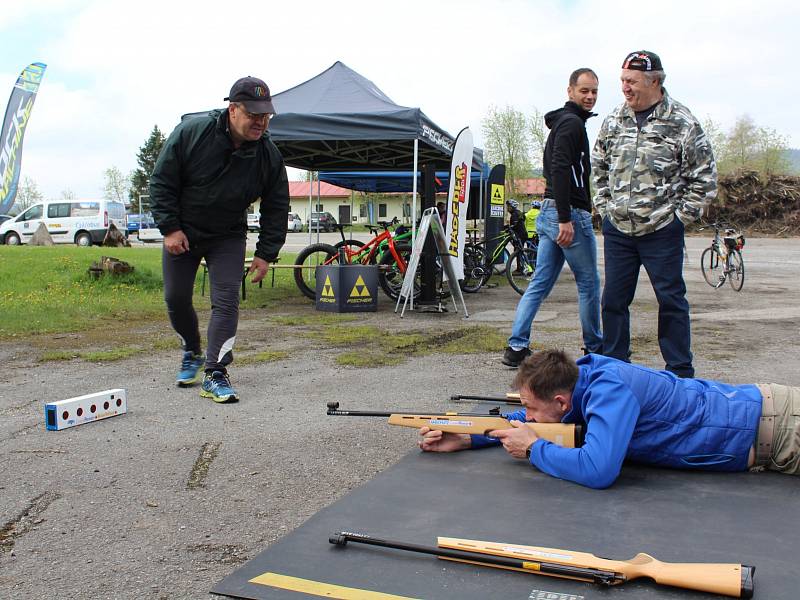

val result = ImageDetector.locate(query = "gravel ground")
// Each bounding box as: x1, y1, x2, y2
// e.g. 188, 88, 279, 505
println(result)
1, 234, 799, 599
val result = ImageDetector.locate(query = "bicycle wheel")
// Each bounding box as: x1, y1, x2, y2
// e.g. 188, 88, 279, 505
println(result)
700, 247, 724, 288
461, 244, 487, 293
727, 250, 744, 291
294, 243, 338, 300
507, 247, 538, 295
378, 243, 419, 300
333, 239, 366, 251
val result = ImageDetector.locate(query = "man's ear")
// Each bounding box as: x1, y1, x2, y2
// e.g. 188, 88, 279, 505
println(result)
554, 391, 572, 414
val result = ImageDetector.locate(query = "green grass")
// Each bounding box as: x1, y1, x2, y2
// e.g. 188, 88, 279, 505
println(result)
236, 350, 290, 365
270, 314, 357, 327
301, 324, 507, 368
0, 246, 300, 338
41, 346, 145, 363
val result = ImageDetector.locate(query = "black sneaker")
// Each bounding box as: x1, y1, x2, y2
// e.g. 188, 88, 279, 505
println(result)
501, 346, 532, 367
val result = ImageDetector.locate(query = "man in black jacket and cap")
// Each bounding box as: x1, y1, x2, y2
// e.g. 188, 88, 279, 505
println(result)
502, 69, 602, 367
150, 76, 289, 402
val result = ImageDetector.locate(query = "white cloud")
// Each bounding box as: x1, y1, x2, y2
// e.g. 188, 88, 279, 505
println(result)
3, 0, 798, 198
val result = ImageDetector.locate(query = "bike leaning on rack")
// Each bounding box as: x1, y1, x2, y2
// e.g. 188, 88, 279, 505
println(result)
461, 225, 538, 295
698, 221, 745, 291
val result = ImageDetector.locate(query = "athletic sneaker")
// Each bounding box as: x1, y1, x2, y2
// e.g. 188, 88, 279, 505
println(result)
176, 351, 205, 387
501, 346, 532, 368
200, 370, 239, 403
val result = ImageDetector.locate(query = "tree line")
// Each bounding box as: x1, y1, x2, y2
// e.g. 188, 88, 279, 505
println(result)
11, 114, 795, 215
13, 125, 165, 213
482, 106, 797, 194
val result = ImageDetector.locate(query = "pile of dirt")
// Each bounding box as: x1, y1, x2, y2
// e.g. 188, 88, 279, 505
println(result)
712, 171, 800, 235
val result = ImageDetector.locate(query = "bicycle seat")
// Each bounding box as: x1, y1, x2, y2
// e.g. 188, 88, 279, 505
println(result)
376, 221, 393, 229
331, 223, 352, 231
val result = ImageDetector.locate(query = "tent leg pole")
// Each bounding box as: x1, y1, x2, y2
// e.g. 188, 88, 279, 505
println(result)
411, 138, 418, 312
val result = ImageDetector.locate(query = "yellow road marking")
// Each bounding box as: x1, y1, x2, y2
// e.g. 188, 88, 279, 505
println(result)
250, 572, 420, 599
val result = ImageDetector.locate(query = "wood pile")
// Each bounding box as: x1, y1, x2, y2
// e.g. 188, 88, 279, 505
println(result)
712, 171, 800, 235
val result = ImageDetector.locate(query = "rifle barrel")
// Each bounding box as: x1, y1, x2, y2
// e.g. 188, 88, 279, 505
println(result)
450, 394, 522, 405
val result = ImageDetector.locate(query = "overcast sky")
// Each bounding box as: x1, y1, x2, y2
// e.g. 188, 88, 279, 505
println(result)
2, 0, 798, 200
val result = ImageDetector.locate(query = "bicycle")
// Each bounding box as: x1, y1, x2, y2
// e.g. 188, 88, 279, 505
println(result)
293, 220, 443, 301
331, 217, 412, 265
698, 221, 745, 291
461, 226, 537, 295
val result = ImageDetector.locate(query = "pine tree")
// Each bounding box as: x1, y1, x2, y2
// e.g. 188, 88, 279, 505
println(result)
129, 125, 166, 209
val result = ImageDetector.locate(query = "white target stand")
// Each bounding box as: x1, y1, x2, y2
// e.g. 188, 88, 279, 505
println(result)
45, 389, 127, 431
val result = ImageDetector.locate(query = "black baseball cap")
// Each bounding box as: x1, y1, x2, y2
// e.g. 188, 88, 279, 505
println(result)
224, 76, 275, 114
621, 50, 663, 71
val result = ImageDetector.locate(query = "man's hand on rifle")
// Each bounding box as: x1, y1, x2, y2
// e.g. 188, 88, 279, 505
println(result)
490, 420, 539, 459
418, 427, 471, 453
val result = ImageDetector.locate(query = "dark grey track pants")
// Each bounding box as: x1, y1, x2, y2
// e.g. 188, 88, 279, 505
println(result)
162, 236, 246, 371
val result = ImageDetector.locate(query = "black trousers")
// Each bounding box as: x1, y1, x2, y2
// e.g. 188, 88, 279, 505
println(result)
162, 236, 246, 371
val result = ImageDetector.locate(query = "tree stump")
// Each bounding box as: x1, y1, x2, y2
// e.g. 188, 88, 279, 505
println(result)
88, 256, 134, 279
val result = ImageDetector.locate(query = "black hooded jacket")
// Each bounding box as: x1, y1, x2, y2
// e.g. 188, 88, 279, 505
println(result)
543, 101, 595, 223
150, 109, 289, 262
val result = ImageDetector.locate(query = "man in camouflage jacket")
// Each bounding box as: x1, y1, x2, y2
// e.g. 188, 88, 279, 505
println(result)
592, 50, 716, 377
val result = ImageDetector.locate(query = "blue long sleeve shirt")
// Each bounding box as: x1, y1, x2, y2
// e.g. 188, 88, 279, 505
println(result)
472, 355, 762, 489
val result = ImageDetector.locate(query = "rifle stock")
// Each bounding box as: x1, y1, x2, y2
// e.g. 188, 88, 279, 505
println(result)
326, 402, 582, 448
438, 537, 754, 598
386, 414, 580, 448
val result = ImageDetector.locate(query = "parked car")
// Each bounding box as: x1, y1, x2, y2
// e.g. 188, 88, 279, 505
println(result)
288, 213, 303, 233
308, 211, 337, 232
126, 212, 155, 235
0, 199, 126, 246
247, 212, 260, 232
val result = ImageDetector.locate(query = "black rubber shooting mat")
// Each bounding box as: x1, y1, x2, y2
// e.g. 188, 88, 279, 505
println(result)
212, 447, 799, 599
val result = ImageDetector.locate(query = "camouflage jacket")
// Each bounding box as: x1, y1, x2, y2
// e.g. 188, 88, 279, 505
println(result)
592, 89, 716, 236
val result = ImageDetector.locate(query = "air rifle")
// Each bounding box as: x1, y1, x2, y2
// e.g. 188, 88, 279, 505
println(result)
326, 402, 582, 448
329, 531, 755, 598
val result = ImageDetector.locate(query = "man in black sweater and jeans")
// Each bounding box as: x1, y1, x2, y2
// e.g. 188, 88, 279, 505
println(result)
502, 68, 602, 367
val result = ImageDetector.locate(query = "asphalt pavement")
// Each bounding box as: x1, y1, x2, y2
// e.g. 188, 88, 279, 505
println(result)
1, 234, 799, 599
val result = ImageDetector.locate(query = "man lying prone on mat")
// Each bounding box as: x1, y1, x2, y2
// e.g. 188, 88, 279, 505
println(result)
419, 349, 799, 489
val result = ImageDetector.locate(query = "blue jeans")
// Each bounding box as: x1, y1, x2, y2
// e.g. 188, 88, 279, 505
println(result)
508, 205, 602, 352
601, 217, 693, 377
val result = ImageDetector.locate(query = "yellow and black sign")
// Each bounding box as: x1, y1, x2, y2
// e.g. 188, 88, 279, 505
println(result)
349, 275, 372, 300
316, 265, 378, 313
319, 275, 336, 303
490, 183, 505, 205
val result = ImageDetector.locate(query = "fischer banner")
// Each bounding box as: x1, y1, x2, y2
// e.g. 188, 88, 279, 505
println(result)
0, 62, 47, 215
444, 127, 473, 280
484, 163, 505, 267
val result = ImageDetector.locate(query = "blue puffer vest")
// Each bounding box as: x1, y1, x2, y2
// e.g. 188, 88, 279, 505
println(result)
572, 355, 762, 471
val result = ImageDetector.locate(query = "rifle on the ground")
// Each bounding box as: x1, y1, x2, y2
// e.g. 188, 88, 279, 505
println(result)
450, 393, 521, 405
326, 402, 582, 447
329, 531, 755, 598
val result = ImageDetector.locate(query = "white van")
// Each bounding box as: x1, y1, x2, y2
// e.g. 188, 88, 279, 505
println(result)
0, 200, 127, 246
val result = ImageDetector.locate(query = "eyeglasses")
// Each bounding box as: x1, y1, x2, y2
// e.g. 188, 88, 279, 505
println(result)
238, 105, 274, 122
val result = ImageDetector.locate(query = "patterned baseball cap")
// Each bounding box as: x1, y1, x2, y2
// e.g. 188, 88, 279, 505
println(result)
621, 51, 663, 71
224, 76, 275, 114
